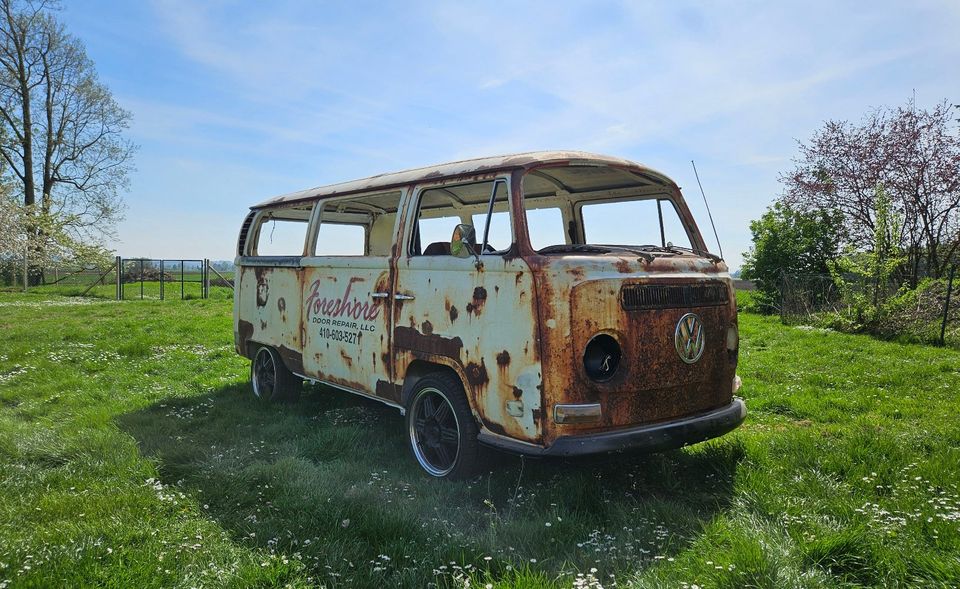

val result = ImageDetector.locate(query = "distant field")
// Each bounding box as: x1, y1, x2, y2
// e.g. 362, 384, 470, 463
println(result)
0, 292, 958, 587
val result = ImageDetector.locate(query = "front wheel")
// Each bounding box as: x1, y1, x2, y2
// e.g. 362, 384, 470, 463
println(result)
250, 346, 302, 403
406, 373, 480, 479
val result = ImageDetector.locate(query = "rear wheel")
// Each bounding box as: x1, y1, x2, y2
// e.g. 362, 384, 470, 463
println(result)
406, 372, 480, 479
250, 346, 302, 403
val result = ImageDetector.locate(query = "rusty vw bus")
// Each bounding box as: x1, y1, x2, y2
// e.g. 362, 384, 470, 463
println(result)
234, 151, 745, 479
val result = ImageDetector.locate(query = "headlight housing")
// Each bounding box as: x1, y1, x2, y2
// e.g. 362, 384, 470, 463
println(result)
583, 333, 621, 381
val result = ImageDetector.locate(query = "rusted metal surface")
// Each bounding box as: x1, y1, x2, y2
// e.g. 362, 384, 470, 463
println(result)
253, 151, 668, 210
234, 154, 741, 456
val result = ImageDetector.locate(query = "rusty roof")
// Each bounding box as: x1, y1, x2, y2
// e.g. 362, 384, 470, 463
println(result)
253, 150, 671, 209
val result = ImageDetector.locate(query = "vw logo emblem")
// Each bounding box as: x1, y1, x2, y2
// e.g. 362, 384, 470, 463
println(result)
675, 313, 705, 364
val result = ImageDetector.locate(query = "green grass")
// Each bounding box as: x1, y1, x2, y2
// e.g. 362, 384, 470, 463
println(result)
0, 291, 958, 588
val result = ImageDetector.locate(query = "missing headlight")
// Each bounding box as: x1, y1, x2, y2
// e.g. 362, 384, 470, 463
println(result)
583, 333, 621, 381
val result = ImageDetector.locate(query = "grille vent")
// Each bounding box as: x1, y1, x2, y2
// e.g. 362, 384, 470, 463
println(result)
237, 211, 256, 256
621, 282, 728, 310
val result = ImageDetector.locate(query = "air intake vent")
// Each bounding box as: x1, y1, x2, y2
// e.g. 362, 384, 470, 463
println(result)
237, 211, 256, 256
621, 282, 728, 310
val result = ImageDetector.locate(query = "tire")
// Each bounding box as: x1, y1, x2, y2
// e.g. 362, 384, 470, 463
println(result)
406, 372, 481, 480
250, 346, 302, 403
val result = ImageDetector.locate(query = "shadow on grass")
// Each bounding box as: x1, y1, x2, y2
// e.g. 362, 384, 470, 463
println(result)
117, 383, 744, 585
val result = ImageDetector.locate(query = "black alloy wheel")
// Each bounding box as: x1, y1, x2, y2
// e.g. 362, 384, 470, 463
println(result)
250, 346, 302, 403
406, 372, 480, 479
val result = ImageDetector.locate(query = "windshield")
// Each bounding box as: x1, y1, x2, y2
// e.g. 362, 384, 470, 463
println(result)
525, 197, 693, 253
519, 164, 710, 257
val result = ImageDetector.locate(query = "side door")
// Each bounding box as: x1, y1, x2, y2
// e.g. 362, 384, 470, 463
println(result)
300, 192, 401, 405
392, 178, 543, 444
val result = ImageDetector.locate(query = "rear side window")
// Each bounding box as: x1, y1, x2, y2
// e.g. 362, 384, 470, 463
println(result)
252, 204, 313, 256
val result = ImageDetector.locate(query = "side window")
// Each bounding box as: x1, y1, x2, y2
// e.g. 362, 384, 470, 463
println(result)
412, 179, 512, 256
315, 222, 366, 256
253, 205, 313, 256
311, 191, 402, 256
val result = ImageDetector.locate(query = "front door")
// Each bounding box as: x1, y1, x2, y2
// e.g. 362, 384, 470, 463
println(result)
391, 178, 543, 443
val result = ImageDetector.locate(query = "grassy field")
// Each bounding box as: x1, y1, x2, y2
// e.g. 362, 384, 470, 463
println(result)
1, 292, 959, 588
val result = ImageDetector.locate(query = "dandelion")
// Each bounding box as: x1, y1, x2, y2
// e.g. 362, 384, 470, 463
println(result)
341, 519, 351, 528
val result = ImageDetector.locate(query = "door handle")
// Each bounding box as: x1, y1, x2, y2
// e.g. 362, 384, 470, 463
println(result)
370, 292, 389, 299
394, 293, 415, 301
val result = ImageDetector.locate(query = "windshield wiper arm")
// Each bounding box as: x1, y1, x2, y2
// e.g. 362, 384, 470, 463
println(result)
664, 244, 722, 263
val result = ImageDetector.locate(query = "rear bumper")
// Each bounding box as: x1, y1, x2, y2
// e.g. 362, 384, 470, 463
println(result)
478, 397, 746, 457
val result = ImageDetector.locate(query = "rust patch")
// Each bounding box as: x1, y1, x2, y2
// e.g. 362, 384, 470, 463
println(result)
394, 326, 463, 359
449, 305, 459, 322
466, 286, 488, 315
276, 345, 304, 375
511, 385, 523, 399
259, 319, 267, 330
421, 320, 433, 335
464, 358, 489, 388
237, 319, 254, 354
339, 349, 353, 368
375, 380, 402, 403
568, 267, 585, 280
496, 350, 511, 367
615, 259, 631, 274
532, 408, 542, 425
481, 419, 508, 436
381, 351, 393, 375
254, 267, 269, 307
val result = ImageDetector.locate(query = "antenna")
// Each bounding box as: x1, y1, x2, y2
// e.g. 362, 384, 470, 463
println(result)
691, 160, 723, 260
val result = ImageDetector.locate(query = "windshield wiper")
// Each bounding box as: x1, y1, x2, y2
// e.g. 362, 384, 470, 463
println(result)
537, 244, 620, 254
663, 244, 723, 263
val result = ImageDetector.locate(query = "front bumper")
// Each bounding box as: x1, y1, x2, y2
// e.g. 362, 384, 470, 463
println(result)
478, 397, 746, 457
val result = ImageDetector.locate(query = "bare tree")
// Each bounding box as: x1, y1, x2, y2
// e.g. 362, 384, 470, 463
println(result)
0, 0, 134, 282
781, 99, 960, 283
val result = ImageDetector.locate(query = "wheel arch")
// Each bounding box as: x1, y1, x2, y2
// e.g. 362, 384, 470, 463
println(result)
400, 358, 470, 410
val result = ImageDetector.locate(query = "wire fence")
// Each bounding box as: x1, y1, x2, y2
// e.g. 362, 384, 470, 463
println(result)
779, 267, 958, 347
0, 257, 235, 300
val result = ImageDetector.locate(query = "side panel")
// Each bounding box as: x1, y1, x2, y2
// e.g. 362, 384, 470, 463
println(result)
300, 257, 395, 401
235, 263, 305, 372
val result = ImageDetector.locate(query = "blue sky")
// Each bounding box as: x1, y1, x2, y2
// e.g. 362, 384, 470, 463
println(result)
60, 0, 960, 270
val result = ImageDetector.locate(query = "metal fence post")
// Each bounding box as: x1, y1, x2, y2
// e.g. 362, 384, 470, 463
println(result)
115, 256, 122, 300
940, 264, 956, 347
160, 259, 165, 301
204, 259, 210, 299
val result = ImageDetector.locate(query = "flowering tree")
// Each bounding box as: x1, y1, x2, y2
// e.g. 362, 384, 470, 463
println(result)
781, 99, 960, 284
